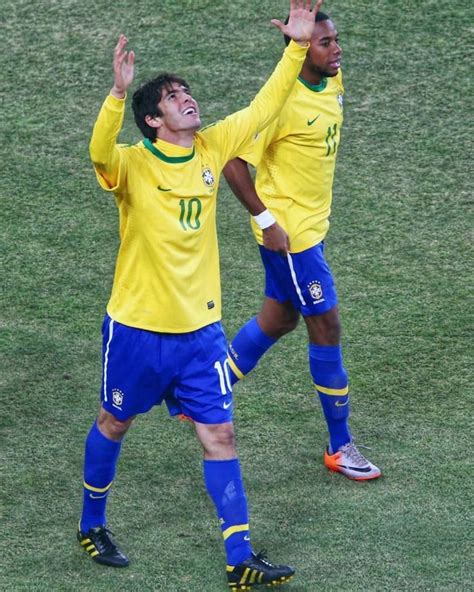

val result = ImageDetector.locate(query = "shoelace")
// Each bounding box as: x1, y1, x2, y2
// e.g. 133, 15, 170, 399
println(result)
340, 441, 369, 467
92, 527, 118, 553
254, 550, 273, 568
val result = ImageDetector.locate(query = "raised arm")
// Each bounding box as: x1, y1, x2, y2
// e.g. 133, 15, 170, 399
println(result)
246, 0, 323, 135
272, 0, 323, 44
89, 35, 135, 189
203, 1, 323, 166
224, 158, 290, 255
110, 34, 135, 99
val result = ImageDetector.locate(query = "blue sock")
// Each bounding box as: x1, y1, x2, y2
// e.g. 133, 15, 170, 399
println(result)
227, 317, 276, 384
80, 422, 122, 532
309, 344, 351, 453
203, 459, 252, 566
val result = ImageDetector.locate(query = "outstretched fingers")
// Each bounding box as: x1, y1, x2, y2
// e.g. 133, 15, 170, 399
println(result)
113, 34, 128, 70
115, 33, 128, 51
271, 0, 323, 44
313, 0, 323, 15
111, 34, 135, 97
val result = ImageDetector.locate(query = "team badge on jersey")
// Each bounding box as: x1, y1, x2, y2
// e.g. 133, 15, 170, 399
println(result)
308, 280, 324, 303
337, 93, 344, 110
112, 388, 124, 409
202, 167, 215, 187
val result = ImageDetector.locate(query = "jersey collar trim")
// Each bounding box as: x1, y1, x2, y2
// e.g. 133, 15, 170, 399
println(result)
298, 76, 328, 93
143, 138, 195, 163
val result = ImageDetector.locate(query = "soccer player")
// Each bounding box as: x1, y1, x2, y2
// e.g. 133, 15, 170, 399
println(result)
78, 2, 322, 588
224, 10, 382, 481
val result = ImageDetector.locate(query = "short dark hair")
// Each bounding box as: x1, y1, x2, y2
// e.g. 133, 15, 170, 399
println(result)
132, 73, 190, 140
283, 11, 331, 46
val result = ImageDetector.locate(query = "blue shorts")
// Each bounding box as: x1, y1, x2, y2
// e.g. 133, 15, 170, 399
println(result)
259, 242, 338, 316
100, 315, 233, 424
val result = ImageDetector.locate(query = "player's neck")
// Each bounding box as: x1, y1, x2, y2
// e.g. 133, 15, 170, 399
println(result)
156, 128, 195, 148
299, 65, 323, 86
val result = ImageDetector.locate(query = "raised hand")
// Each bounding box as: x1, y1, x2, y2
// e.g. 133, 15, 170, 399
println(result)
271, 0, 323, 45
111, 34, 135, 99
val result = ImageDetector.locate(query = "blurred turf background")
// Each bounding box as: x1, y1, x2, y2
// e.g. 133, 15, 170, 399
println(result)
1, 0, 472, 590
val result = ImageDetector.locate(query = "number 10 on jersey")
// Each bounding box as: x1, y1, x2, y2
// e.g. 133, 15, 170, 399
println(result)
179, 198, 202, 230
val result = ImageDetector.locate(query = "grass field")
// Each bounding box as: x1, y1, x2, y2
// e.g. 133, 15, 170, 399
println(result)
1, 0, 473, 590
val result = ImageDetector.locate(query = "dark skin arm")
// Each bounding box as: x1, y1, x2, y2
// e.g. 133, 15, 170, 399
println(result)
223, 158, 290, 255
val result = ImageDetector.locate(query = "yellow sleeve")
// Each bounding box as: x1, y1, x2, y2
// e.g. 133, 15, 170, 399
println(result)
89, 94, 126, 192
200, 40, 307, 166
236, 117, 280, 168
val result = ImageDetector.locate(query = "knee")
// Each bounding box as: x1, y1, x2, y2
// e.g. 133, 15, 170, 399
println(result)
279, 313, 299, 336
325, 318, 341, 343
259, 310, 299, 339
197, 423, 236, 459
307, 308, 341, 345
97, 409, 132, 441
319, 309, 342, 343
210, 424, 236, 450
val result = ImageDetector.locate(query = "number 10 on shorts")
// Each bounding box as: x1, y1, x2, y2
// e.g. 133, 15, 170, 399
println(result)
214, 360, 232, 395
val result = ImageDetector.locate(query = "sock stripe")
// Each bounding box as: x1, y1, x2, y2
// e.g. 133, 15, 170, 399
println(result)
314, 383, 348, 396
227, 355, 244, 380
83, 479, 114, 493
222, 523, 249, 541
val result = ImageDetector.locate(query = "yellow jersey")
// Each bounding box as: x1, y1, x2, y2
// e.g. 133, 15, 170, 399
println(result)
240, 71, 344, 253
89, 41, 307, 333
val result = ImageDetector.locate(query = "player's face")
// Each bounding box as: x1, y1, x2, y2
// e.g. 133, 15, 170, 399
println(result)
156, 83, 201, 135
306, 20, 341, 79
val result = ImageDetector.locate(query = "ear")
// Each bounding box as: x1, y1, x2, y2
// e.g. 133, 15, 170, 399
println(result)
145, 114, 162, 129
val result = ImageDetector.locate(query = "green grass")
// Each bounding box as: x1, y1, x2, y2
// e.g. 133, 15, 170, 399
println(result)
1, 0, 473, 590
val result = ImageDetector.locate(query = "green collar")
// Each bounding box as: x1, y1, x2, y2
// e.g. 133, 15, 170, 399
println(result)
143, 138, 195, 163
298, 76, 328, 92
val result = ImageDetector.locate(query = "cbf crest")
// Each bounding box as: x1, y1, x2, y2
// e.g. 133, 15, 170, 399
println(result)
112, 388, 124, 409
202, 167, 215, 188
308, 280, 324, 304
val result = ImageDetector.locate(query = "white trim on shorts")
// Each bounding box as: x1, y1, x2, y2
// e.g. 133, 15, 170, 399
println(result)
286, 253, 307, 306
103, 319, 115, 402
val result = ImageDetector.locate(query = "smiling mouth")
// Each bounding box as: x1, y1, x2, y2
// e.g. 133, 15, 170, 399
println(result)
183, 107, 198, 116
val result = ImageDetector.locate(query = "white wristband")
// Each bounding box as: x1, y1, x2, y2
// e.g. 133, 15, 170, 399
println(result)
253, 209, 276, 230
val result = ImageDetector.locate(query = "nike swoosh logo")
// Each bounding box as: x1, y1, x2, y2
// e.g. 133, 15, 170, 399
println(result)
307, 115, 320, 126
89, 493, 107, 499
244, 535, 250, 541
158, 185, 172, 192
337, 464, 372, 473
335, 399, 349, 407
223, 401, 232, 409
